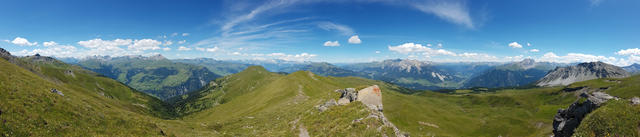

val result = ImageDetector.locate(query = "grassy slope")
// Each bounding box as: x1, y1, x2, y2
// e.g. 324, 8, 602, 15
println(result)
170, 65, 584, 136
0, 58, 174, 136
569, 74, 640, 136
2, 54, 637, 136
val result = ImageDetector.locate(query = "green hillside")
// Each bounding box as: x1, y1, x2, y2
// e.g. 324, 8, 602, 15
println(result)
77, 56, 219, 100
0, 56, 174, 136
2, 52, 639, 136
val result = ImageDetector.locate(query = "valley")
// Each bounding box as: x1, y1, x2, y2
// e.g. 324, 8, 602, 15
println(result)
1, 48, 639, 136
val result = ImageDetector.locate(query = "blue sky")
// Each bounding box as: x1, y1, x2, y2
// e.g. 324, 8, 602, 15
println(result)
1, 0, 639, 66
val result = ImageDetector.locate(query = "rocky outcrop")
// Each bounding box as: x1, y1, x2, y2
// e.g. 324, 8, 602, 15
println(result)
331, 86, 383, 111
315, 99, 337, 112
553, 88, 618, 137
317, 85, 407, 137
537, 62, 630, 87
631, 97, 640, 105
0, 48, 12, 60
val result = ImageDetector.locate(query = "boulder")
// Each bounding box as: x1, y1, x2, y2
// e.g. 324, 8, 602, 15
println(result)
337, 98, 350, 105
339, 88, 358, 102
357, 85, 383, 111
553, 91, 617, 137
631, 97, 640, 105
50, 88, 64, 96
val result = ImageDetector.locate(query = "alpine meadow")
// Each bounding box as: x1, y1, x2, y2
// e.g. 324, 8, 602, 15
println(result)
1, 0, 640, 137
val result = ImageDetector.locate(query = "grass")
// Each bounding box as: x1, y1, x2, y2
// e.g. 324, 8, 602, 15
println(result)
573, 99, 640, 137
2, 55, 639, 136
0, 58, 171, 136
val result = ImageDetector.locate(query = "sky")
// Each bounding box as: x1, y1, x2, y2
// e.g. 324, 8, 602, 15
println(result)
0, 0, 639, 66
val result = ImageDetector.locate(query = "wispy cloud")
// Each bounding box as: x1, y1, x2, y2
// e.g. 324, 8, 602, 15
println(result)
318, 22, 355, 36
411, 0, 474, 29
220, 0, 299, 32
590, 0, 604, 7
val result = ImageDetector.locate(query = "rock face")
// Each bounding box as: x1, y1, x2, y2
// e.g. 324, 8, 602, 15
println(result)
0, 48, 11, 59
537, 62, 630, 87
356, 85, 383, 111
623, 63, 640, 74
553, 88, 618, 137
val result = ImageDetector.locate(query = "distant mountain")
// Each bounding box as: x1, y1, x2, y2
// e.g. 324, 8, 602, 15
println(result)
463, 59, 565, 88
537, 62, 630, 87
76, 55, 219, 100
342, 59, 469, 90
228, 59, 310, 72
280, 62, 367, 77
623, 63, 640, 74
173, 58, 250, 76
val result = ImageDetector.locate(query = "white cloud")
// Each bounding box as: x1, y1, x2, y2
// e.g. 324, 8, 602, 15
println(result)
78, 38, 132, 48
323, 41, 340, 47
375, 51, 381, 54
388, 43, 456, 56
182, 33, 190, 36
538, 52, 620, 65
178, 40, 187, 44
11, 37, 38, 46
267, 52, 317, 62
526, 43, 531, 46
348, 35, 361, 44
616, 48, 640, 56
129, 39, 162, 51
206, 47, 219, 52
232, 52, 242, 55
412, 1, 474, 28
162, 47, 171, 51
171, 32, 178, 37
196, 47, 205, 51
17, 45, 77, 58
530, 49, 540, 52
508, 42, 523, 48
43, 41, 58, 47
318, 22, 354, 36
163, 40, 173, 46
178, 46, 192, 51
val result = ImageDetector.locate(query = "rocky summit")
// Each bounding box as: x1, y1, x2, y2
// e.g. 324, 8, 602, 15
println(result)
537, 62, 630, 87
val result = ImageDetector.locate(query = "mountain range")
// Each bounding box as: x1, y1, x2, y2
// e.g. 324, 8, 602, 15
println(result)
463, 59, 568, 88
2, 48, 640, 136
74, 55, 219, 100
537, 61, 631, 87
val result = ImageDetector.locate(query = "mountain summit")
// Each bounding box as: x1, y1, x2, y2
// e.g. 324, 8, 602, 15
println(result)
537, 62, 630, 86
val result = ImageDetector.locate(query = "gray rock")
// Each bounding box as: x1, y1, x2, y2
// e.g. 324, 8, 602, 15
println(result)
537, 62, 630, 87
340, 88, 358, 102
50, 88, 64, 96
337, 98, 350, 105
631, 97, 640, 105
315, 99, 337, 112
553, 91, 617, 137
